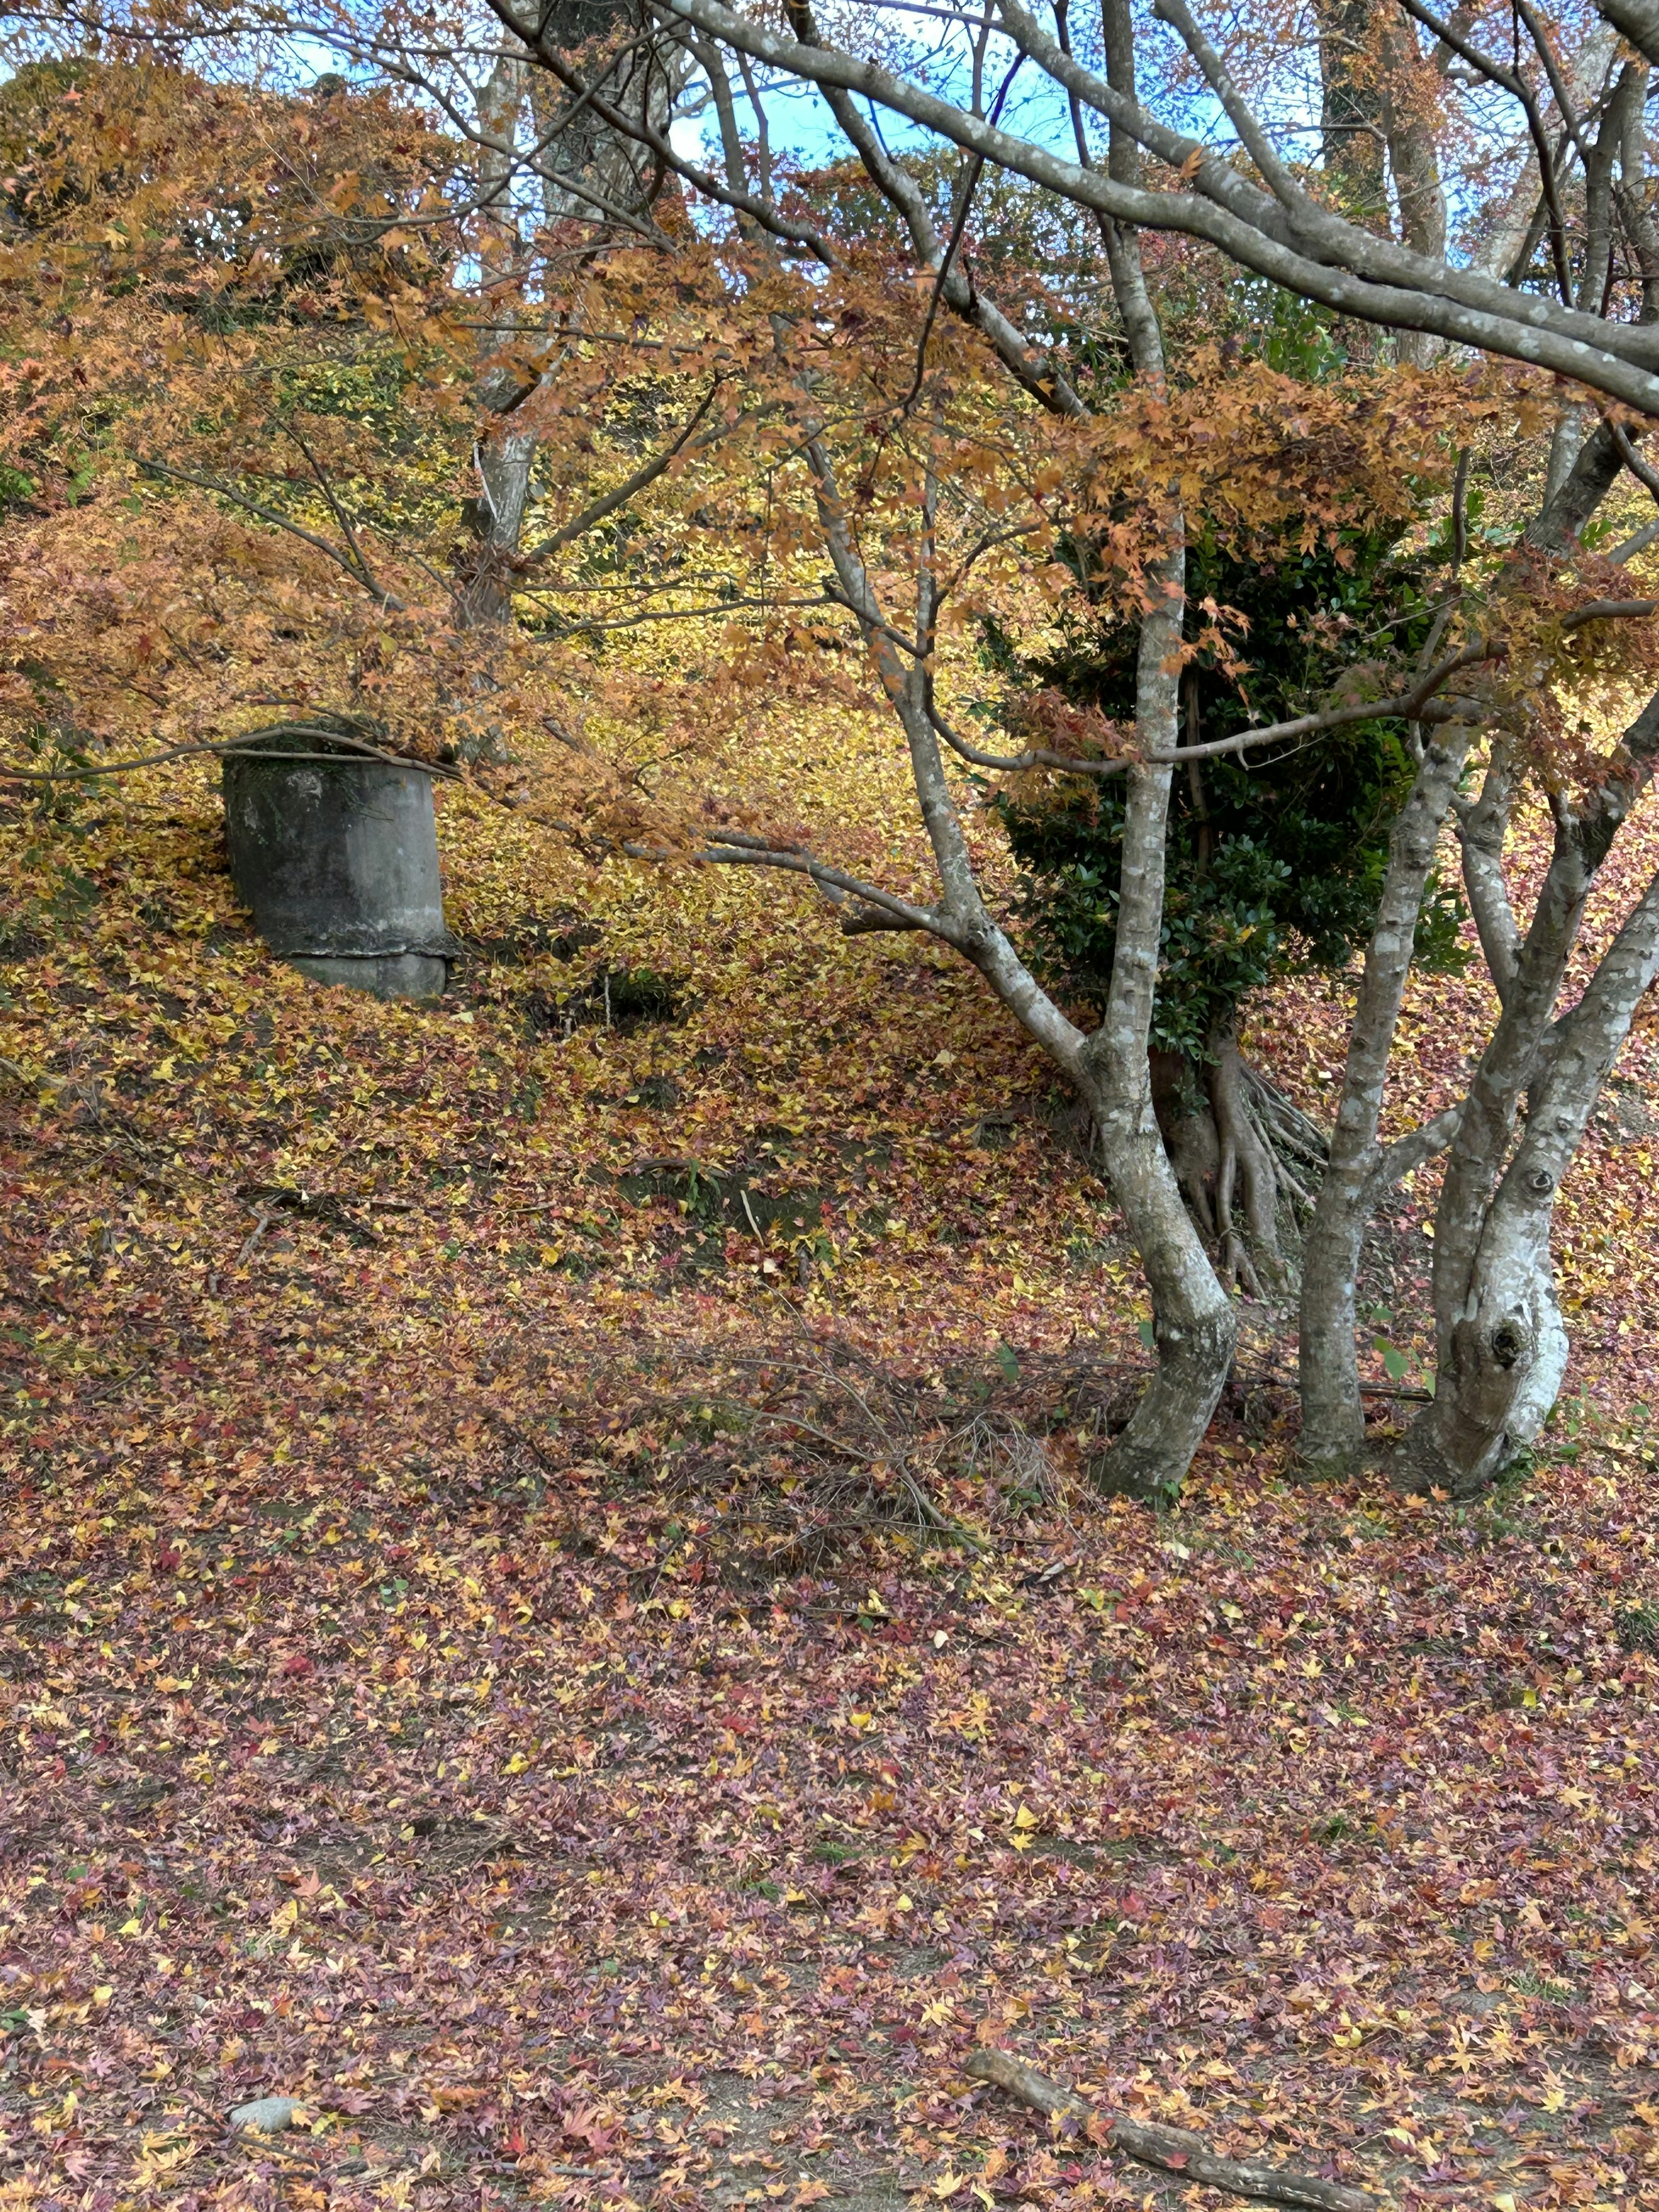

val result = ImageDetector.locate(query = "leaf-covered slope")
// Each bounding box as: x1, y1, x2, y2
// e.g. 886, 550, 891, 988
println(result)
0, 712, 1656, 2210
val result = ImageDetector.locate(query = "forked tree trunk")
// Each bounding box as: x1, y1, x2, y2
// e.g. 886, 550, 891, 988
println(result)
1390, 676, 1659, 1489
1396, 861, 1659, 1491
1300, 424, 1642, 1476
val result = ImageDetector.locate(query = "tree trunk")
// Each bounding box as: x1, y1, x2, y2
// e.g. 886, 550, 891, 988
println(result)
1392, 680, 1659, 1487
1378, 12, 1446, 367
1316, 0, 1387, 225
462, 10, 685, 628
1064, 0, 1235, 1497
1396, 861, 1659, 1492
1297, 718, 1475, 1472
462, 53, 534, 630
670, 0, 1236, 1503
1073, 586, 1238, 1498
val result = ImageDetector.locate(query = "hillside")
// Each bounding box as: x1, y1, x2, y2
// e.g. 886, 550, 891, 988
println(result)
1, 714, 1656, 2212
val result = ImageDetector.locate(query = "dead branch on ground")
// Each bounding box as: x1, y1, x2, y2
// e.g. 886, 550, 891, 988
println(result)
965, 2048, 1376, 2212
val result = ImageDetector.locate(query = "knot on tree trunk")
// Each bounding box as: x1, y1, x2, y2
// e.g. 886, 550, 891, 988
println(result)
1490, 1315, 1529, 1370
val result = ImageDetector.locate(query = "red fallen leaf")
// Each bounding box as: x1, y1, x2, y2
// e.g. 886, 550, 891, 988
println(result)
281, 1653, 314, 1677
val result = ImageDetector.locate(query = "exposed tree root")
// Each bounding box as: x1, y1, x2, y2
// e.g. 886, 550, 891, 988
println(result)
1146, 1024, 1328, 1298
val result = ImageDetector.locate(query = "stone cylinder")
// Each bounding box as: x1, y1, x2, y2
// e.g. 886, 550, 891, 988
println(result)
222, 732, 456, 1001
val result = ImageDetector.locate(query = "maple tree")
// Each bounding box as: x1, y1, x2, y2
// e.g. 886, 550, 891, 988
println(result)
8, 3, 1659, 1497
386, 0, 1659, 1500
4, 8, 1659, 2208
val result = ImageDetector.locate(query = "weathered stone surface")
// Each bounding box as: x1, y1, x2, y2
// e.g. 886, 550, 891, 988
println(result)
228, 2096, 299, 2133
222, 731, 454, 1002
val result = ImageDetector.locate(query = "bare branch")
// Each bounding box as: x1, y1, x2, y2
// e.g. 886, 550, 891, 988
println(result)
136, 459, 408, 611
654, 836, 958, 940
1612, 419, 1659, 505
925, 641, 1504, 782
965, 2049, 1375, 2212
582, 0, 1659, 412
0, 725, 456, 786
522, 380, 722, 561
1373, 1103, 1467, 1193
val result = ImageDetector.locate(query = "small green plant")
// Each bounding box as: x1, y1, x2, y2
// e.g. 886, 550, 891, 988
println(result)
1615, 1602, 1659, 1653
1364, 1303, 1414, 1385
1508, 1971, 1575, 2005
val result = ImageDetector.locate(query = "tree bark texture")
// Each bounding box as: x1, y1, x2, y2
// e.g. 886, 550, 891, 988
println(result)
1397, 683, 1659, 1488
1398, 860, 1659, 1492
1297, 720, 1474, 1472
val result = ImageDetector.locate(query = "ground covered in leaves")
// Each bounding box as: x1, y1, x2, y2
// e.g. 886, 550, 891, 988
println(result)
2, 722, 1658, 2212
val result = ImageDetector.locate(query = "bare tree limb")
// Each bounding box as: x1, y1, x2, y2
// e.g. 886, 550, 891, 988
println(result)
1373, 1102, 1467, 1194
964, 2049, 1376, 2212
580, 0, 1659, 413
923, 641, 1504, 781
1612, 419, 1659, 505
522, 379, 722, 561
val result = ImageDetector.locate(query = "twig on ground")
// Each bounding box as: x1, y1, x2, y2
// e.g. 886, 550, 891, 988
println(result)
1247, 1367, 1434, 1404
964, 2048, 1376, 2212
483, 1406, 563, 1478
236, 1209, 275, 1267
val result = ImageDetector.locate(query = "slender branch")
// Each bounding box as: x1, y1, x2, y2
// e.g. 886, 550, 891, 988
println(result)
1147, 0, 1316, 218
503, 17, 839, 265
1451, 446, 1471, 575
894, 53, 1020, 414
1392, 0, 1578, 301
965, 2050, 1375, 2212
521, 380, 722, 561
585, 0, 1659, 411
1612, 419, 1659, 504
898, 153, 985, 414
1372, 1103, 1467, 1195
924, 641, 1504, 781
1561, 594, 1659, 624
0, 725, 458, 786
277, 416, 386, 600
648, 836, 958, 940
784, 2, 1090, 418
526, 591, 840, 637
1612, 514, 1659, 562
136, 459, 408, 611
